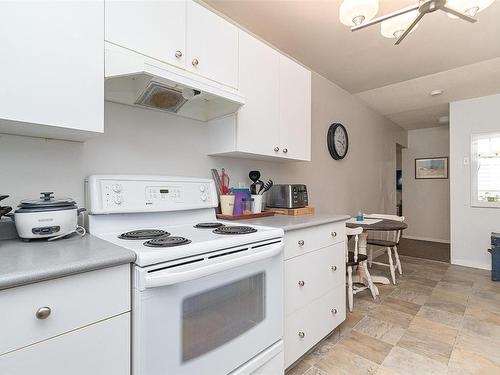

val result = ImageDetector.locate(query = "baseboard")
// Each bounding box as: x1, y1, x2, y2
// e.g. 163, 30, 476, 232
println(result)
402, 235, 450, 244
451, 258, 491, 271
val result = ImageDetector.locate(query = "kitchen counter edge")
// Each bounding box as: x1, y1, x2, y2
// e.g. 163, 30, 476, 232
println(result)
245, 213, 350, 231
0, 234, 136, 291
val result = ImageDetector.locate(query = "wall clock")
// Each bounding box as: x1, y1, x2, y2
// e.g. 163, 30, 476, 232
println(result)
327, 123, 349, 160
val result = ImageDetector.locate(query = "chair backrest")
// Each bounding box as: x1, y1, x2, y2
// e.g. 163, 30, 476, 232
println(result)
346, 226, 363, 263
366, 213, 405, 243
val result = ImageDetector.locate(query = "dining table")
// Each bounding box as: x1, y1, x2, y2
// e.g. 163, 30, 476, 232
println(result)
346, 218, 408, 293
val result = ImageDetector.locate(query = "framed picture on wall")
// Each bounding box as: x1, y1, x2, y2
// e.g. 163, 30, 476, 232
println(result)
415, 157, 448, 179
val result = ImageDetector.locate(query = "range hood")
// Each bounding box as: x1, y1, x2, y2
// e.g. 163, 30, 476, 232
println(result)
104, 44, 245, 122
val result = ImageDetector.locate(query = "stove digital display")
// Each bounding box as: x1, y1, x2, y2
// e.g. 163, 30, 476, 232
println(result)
160, 189, 169, 194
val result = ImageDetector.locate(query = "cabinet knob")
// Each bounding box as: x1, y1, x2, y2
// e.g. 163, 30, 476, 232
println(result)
298, 331, 305, 338
35, 306, 51, 320
298, 240, 305, 246
192, 58, 199, 67
331, 308, 338, 314
274, 147, 279, 152
298, 280, 305, 287
331, 231, 337, 238
331, 265, 337, 271
175, 50, 182, 58
283, 148, 288, 153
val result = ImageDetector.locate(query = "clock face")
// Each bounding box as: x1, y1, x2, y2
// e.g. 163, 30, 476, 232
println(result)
327, 123, 349, 160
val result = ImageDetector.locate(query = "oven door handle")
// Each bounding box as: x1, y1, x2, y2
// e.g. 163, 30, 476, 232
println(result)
143, 242, 283, 289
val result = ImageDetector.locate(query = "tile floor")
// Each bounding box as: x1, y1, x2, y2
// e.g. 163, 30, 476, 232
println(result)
286, 255, 500, 375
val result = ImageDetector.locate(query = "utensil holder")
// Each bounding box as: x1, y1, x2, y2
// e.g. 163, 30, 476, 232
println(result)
251, 195, 263, 214
220, 195, 235, 216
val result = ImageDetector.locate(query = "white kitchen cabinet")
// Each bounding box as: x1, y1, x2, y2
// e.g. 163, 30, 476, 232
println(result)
0, 313, 130, 375
234, 31, 280, 157
279, 55, 312, 161
105, 0, 238, 89
0, 265, 131, 372
105, 0, 186, 69
283, 224, 346, 369
186, 0, 238, 88
0, 1, 104, 141
208, 30, 311, 162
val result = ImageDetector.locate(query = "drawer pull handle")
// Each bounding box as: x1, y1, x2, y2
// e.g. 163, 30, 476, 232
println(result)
298, 331, 305, 338
35, 306, 51, 320
298, 240, 305, 246
331, 231, 337, 238
331, 308, 338, 314
331, 265, 337, 271
298, 280, 305, 287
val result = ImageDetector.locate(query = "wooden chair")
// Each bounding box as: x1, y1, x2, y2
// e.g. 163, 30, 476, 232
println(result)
365, 214, 404, 284
346, 226, 376, 312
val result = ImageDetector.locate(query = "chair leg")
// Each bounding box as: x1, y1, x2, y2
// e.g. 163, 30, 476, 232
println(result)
361, 261, 377, 299
347, 266, 353, 312
386, 247, 397, 285
393, 246, 403, 275
368, 248, 373, 268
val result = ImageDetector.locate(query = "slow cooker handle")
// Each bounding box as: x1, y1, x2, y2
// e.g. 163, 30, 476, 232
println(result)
77, 208, 86, 216
40, 192, 54, 201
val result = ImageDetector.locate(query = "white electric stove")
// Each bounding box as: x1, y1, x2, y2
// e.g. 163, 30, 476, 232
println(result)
86, 175, 285, 375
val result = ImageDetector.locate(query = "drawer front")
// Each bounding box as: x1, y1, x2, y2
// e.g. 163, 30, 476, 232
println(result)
0, 313, 130, 375
285, 288, 346, 368
285, 244, 345, 316
284, 222, 345, 260
0, 264, 130, 355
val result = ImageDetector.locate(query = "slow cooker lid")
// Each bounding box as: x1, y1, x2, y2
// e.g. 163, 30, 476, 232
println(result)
17, 192, 77, 210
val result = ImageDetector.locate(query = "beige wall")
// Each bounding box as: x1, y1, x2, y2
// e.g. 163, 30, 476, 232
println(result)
451, 94, 500, 270
402, 126, 450, 243
0, 73, 406, 220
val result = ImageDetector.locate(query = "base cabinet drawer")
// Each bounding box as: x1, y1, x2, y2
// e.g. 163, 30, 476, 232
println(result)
284, 222, 345, 260
285, 244, 345, 316
0, 264, 130, 355
0, 313, 130, 375
284, 288, 346, 368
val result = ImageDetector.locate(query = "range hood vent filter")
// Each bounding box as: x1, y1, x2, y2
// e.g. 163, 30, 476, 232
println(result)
135, 81, 188, 113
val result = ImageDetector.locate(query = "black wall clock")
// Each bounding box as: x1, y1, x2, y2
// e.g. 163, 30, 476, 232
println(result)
327, 123, 349, 160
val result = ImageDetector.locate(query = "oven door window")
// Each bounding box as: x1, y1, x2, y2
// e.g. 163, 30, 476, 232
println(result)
182, 272, 265, 362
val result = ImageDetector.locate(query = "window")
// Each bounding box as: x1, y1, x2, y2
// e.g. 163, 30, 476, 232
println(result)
471, 133, 500, 208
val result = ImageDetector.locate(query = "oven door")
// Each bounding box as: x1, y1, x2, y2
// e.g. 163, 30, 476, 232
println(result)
133, 240, 284, 375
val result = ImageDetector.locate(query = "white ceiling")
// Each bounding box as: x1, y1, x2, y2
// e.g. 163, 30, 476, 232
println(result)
205, 0, 500, 129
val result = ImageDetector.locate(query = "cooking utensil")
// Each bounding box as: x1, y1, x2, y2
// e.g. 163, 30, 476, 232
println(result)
221, 168, 230, 194
14, 192, 86, 240
260, 180, 273, 195
0, 195, 12, 219
249, 171, 261, 183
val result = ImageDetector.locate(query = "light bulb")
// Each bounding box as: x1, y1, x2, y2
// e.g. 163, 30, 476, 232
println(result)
445, 0, 495, 18
339, 0, 379, 27
381, 11, 419, 39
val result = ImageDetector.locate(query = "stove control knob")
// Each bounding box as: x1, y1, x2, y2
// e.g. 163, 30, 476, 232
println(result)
200, 193, 208, 201
114, 195, 123, 205
112, 184, 122, 193
200, 185, 206, 192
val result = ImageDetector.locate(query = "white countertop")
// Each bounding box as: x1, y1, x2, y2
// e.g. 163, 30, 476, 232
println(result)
244, 213, 350, 231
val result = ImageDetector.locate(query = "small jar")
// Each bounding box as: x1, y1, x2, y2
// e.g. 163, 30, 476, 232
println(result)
241, 198, 254, 215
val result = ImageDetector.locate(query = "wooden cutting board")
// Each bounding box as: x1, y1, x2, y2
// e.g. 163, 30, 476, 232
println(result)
265, 207, 315, 216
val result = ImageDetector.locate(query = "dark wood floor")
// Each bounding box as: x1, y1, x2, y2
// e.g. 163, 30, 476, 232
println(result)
397, 238, 450, 263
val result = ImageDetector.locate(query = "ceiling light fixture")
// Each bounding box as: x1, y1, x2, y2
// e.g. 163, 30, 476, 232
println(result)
339, 0, 379, 27
340, 0, 494, 45
430, 89, 444, 96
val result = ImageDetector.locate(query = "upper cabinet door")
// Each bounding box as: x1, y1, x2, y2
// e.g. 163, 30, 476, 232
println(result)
0, 0, 104, 139
105, 0, 186, 69
279, 56, 312, 161
186, 1, 238, 88
236, 32, 280, 156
